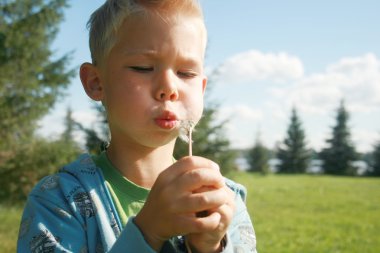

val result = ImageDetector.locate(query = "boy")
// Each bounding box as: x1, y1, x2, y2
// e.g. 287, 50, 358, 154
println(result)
17, 0, 257, 252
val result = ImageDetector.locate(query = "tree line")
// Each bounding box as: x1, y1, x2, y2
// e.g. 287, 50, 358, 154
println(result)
247, 101, 380, 177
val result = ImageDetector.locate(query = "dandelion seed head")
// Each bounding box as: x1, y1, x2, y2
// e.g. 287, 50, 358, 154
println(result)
178, 120, 195, 143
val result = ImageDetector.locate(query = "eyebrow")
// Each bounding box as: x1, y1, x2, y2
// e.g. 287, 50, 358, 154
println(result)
123, 49, 203, 66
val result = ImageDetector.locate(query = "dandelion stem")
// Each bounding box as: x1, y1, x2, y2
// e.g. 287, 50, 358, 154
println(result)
188, 127, 193, 156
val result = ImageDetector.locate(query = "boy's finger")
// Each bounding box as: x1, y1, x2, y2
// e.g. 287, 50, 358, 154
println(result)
174, 187, 227, 214
178, 212, 222, 234
159, 156, 220, 183
208, 187, 236, 224
177, 168, 224, 192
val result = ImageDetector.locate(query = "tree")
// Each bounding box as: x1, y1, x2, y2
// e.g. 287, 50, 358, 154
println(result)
246, 132, 270, 174
77, 102, 110, 154
0, 107, 81, 203
61, 107, 76, 143
320, 100, 358, 175
0, 0, 76, 202
0, 137, 81, 203
0, 0, 74, 153
370, 139, 380, 176
276, 107, 310, 173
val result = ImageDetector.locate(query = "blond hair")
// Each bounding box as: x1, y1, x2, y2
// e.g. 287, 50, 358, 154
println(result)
87, 0, 206, 66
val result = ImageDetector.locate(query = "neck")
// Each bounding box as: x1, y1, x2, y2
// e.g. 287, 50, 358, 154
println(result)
105, 140, 176, 188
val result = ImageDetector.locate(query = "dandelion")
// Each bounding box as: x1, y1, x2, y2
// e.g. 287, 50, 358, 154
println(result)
179, 120, 195, 156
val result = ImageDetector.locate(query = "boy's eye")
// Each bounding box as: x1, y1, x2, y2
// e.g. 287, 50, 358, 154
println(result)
177, 71, 197, 79
129, 66, 153, 72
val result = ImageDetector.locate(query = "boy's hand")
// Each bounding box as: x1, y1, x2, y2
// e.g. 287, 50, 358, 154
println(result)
134, 156, 227, 251
186, 186, 235, 253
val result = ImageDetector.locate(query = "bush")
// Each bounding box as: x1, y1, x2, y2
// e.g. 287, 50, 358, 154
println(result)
0, 138, 81, 203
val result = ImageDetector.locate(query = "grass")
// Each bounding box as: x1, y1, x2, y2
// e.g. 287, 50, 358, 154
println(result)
1, 173, 379, 252
0, 204, 23, 253
231, 173, 380, 253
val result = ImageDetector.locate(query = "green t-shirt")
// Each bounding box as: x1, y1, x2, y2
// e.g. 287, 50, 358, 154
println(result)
93, 152, 150, 226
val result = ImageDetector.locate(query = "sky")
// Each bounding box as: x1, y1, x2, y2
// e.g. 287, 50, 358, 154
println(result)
40, 0, 380, 153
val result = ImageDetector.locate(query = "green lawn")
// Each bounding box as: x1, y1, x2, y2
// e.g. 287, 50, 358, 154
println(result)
0, 204, 23, 253
1, 173, 379, 252
231, 173, 380, 253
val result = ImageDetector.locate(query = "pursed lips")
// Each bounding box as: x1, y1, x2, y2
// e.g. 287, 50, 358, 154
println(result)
154, 111, 179, 130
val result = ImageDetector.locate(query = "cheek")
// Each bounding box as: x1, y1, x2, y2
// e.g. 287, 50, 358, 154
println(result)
183, 88, 205, 122
106, 75, 146, 100
103, 79, 151, 116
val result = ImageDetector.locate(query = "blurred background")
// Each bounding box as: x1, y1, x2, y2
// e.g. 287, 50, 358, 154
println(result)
1, 0, 379, 252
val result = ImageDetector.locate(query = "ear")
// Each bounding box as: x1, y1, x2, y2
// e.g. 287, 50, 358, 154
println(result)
80, 63, 104, 101
201, 76, 207, 95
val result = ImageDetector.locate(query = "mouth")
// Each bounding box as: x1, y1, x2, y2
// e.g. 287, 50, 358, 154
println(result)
154, 111, 179, 130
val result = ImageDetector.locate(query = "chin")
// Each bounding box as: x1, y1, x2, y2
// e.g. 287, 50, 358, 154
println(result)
143, 136, 177, 149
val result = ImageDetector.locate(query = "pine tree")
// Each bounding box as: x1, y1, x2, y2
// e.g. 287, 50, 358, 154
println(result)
276, 107, 310, 173
0, 0, 73, 152
320, 100, 357, 175
370, 140, 380, 177
60, 106, 81, 153
61, 107, 76, 143
246, 133, 270, 174
77, 103, 110, 154
0, 1, 76, 202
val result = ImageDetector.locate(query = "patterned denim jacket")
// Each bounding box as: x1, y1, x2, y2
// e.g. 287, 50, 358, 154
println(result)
17, 154, 257, 252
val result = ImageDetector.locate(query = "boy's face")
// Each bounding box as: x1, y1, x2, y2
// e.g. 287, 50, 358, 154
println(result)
95, 13, 207, 148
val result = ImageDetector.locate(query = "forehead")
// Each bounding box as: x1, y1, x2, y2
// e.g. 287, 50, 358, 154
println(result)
113, 12, 207, 60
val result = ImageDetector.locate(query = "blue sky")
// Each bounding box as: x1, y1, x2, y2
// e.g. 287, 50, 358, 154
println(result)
40, 0, 380, 153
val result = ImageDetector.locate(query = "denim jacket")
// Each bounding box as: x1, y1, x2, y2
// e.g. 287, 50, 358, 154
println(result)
17, 154, 257, 252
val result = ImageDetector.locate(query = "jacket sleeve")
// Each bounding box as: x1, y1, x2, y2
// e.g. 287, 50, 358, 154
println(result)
17, 174, 159, 253
17, 193, 89, 252
109, 217, 157, 253
221, 181, 258, 253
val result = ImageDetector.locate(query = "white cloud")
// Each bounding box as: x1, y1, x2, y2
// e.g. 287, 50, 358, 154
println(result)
211, 51, 380, 152
37, 109, 98, 145
214, 105, 263, 149
270, 53, 380, 115
72, 110, 98, 128
212, 52, 380, 116
218, 104, 263, 121
352, 129, 380, 152
216, 50, 304, 84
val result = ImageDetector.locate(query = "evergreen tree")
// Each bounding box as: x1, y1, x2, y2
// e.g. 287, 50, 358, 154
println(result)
246, 133, 270, 174
0, 1, 76, 202
370, 140, 380, 177
0, 0, 73, 152
320, 100, 358, 175
77, 103, 110, 154
276, 107, 310, 173
0, 107, 81, 203
60, 106, 81, 154
61, 107, 76, 143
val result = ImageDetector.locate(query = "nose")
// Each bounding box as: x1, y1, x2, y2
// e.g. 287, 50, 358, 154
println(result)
155, 70, 179, 101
